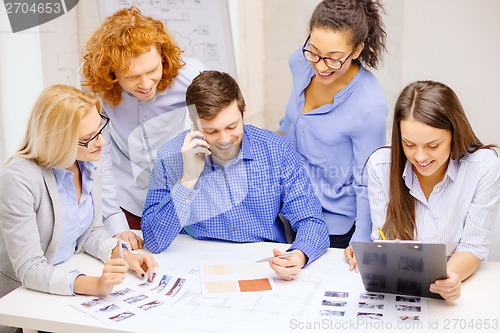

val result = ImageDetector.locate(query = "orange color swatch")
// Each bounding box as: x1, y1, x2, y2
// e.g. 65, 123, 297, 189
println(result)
238, 278, 273, 292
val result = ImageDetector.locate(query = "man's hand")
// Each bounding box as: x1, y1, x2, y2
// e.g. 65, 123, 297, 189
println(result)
180, 126, 211, 189
116, 231, 143, 250
269, 248, 307, 281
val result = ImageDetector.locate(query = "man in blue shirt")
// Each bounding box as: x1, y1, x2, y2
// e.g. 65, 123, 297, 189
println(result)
142, 71, 329, 280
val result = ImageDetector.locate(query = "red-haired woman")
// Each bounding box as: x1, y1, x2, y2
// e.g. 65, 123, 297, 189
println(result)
80, 7, 205, 239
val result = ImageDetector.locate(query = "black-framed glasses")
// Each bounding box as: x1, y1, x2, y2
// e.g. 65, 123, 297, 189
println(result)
78, 115, 109, 148
302, 35, 357, 70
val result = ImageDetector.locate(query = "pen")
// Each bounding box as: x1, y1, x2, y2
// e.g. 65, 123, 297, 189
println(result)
256, 253, 294, 263
117, 238, 124, 259
377, 227, 387, 240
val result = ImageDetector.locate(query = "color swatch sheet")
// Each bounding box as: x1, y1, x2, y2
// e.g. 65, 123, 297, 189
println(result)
71, 270, 190, 328
200, 261, 275, 296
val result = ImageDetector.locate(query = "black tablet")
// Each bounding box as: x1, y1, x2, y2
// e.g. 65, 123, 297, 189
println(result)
352, 241, 447, 299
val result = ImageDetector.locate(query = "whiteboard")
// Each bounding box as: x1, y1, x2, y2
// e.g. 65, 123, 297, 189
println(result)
97, 0, 237, 79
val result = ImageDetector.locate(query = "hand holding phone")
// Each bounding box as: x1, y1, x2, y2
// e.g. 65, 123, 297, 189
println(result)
181, 105, 211, 189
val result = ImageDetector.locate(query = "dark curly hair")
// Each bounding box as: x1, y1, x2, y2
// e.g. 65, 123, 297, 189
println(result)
309, 0, 387, 69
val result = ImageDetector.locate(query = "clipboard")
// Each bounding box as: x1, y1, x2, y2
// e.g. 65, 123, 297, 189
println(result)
352, 241, 447, 299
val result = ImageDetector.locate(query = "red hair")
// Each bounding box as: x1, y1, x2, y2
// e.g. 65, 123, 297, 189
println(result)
80, 6, 184, 107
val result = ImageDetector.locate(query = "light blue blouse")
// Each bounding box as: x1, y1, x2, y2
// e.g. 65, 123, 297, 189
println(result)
53, 161, 95, 293
278, 47, 388, 242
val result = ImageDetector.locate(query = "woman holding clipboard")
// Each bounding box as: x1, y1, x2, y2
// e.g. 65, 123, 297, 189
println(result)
345, 81, 500, 301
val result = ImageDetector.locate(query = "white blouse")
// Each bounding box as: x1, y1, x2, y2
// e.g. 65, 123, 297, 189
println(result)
367, 148, 500, 260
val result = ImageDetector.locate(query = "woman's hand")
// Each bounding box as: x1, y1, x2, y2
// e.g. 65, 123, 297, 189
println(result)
75, 258, 129, 296
124, 252, 159, 282
430, 272, 461, 301
344, 245, 359, 272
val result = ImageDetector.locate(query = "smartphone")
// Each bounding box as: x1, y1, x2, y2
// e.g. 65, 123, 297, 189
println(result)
187, 104, 209, 157
187, 104, 203, 133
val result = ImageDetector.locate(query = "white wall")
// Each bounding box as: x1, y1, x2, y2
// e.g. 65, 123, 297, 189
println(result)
397, 0, 500, 146
0, 7, 44, 164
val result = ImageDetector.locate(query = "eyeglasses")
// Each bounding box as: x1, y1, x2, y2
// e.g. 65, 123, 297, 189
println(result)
78, 115, 109, 148
302, 35, 357, 70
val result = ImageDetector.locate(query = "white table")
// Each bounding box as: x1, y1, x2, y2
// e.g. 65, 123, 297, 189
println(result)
0, 234, 498, 333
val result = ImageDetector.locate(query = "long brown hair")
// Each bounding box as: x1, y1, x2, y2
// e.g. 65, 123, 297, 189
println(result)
384, 80, 495, 239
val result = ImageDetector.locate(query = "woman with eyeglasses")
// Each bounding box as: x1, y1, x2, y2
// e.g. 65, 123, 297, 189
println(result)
347, 81, 500, 300
278, 0, 388, 248
0, 85, 158, 301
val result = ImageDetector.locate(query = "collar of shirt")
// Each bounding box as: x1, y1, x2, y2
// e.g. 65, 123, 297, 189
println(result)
203, 126, 257, 173
402, 158, 458, 190
239, 126, 256, 160
53, 161, 96, 190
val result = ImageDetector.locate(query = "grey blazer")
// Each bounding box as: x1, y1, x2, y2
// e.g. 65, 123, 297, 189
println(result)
0, 157, 116, 298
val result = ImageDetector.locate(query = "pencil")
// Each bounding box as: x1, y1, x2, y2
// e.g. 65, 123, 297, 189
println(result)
256, 253, 294, 263
377, 227, 387, 240
117, 238, 124, 258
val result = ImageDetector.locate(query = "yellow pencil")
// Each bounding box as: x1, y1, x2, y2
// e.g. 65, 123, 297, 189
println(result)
377, 226, 387, 240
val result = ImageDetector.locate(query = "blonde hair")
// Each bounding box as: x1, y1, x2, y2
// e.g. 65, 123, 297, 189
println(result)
13, 84, 101, 169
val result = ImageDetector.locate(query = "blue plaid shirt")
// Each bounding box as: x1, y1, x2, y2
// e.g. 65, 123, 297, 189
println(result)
142, 125, 329, 264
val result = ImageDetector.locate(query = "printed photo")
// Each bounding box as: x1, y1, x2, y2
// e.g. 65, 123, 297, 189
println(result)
139, 300, 164, 311
320, 310, 345, 317
322, 300, 347, 307
81, 298, 104, 308
110, 288, 134, 297
151, 275, 171, 293
362, 273, 386, 289
398, 256, 423, 272
398, 315, 421, 322
396, 295, 421, 303
166, 278, 186, 297
124, 294, 148, 304
396, 304, 422, 312
109, 311, 135, 322
362, 252, 387, 266
98, 304, 119, 313
324, 291, 349, 298
360, 293, 385, 300
396, 279, 422, 295
358, 302, 383, 310
357, 312, 383, 320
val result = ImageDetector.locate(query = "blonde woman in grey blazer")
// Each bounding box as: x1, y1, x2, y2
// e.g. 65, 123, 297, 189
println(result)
0, 85, 158, 303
